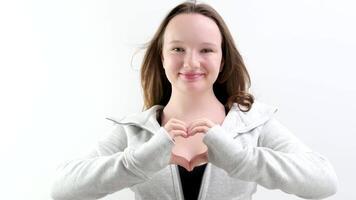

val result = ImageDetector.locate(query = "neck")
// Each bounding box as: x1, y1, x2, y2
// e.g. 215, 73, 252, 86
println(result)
163, 88, 225, 118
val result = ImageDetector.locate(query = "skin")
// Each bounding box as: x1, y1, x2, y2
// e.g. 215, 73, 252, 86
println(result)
161, 13, 226, 140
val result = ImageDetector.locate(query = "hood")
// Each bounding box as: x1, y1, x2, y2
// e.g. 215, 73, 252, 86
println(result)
105, 100, 278, 138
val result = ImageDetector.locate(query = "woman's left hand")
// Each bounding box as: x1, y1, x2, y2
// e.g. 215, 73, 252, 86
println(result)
187, 118, 217, 136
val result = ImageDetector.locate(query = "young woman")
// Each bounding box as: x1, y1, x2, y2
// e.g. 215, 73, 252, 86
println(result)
51, 1, 338, 200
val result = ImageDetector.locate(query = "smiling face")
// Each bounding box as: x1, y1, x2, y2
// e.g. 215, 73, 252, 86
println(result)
161, 13, 223, 94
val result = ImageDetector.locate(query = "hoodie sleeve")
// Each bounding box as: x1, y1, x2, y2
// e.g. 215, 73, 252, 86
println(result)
50, 124, 174, 200
203, 118, 338, 199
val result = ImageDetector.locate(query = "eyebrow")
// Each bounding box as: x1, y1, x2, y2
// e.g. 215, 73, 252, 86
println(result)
168, 40, 218, 47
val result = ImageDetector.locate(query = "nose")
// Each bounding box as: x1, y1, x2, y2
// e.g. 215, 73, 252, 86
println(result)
183, 50, 200, 70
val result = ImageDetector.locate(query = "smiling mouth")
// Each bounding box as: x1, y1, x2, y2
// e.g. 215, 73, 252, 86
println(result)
179, 73, 205, 81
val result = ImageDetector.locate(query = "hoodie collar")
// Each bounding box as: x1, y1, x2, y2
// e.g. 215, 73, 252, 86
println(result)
105, 100, 278, 138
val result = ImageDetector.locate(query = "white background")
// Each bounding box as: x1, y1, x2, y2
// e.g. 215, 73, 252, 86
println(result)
0, 0, 355, 199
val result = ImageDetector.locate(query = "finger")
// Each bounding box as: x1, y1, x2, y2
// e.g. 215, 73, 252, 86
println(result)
187, 120, 201, 133
165, 120, 187, 132
170, 121, 188, 132
188, 119, 210, 129
171, 130, 188, 138
188, 119, 215, 132
188, 126, 209, 136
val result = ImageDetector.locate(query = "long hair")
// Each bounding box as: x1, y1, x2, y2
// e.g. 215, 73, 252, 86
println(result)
140, 1, 254, 112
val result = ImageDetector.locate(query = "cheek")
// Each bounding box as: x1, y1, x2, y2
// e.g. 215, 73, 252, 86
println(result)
163, 55, 182, 71
205, 55, 222, 70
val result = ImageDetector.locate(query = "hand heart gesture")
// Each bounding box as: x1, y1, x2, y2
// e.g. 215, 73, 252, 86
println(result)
163, 118, 215, 171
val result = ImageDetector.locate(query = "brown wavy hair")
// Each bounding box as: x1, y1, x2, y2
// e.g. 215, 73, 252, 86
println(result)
140, 1, 254, 112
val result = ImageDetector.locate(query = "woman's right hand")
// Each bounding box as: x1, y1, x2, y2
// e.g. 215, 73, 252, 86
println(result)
163, 118, 189, 140
163, 118, 191, 168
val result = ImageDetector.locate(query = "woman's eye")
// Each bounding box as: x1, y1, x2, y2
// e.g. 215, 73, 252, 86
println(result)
201, 49, 213, 53
172, 48, 184, 52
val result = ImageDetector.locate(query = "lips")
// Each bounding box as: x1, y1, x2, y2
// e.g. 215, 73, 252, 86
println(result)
179, 72, 205, 80
179, 72, 205, 76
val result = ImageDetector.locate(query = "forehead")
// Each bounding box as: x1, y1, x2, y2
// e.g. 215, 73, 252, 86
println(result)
163, 13, 222, 46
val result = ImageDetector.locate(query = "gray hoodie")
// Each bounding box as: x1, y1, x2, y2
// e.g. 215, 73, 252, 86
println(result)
51, 101, 338, 200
